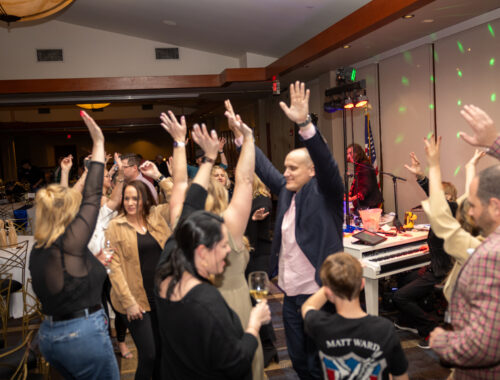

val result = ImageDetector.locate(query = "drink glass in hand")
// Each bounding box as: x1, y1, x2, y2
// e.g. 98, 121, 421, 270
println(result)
248, 271, 269, 303
103, 240, 114, 274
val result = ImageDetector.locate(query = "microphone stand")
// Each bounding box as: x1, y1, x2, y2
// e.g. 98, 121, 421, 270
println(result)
380, 171, 407, 232
343, 108, 355, 231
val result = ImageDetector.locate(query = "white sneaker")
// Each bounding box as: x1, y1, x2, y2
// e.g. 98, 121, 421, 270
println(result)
394, 321, 418, 335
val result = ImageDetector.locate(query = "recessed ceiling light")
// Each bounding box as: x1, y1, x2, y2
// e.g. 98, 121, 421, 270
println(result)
162, 20, 177, 26
403, 14, 415, 19
343, 44, 351, 49
422, 19, 434, 23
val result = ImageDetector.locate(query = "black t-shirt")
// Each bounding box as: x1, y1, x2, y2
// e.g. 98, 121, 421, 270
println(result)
30, 161, 106, 316
305, 310, 408, 380
156, 283, 257, 380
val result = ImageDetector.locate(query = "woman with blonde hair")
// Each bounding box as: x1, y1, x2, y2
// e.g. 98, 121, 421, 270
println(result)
29, 111, 119, 379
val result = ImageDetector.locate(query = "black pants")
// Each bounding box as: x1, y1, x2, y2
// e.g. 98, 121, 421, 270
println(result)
283, 294, 323, 380
101, 277, 128, 342
393, 268, 443, 337
118, 309, 161, 380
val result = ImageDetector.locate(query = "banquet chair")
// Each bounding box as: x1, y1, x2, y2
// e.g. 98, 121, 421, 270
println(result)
0, 274, 14, 348
0, 241, 29, 293
0, 330, 35, 380
11, 219, 32, 237
22, 279, 43, 339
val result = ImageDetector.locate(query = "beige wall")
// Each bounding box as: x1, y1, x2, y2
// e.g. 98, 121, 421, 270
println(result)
434, 19, 500, 192
0, 21, 239, 79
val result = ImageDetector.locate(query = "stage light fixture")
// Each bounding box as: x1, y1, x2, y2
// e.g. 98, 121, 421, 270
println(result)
355, 93, 368, 108
323, 98, 343, 113
344, 97, 354, 109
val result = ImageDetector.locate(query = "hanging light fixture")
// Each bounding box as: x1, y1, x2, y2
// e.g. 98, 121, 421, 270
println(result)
0, 1, 73, 25
76, 103, 111, 111
355, 91, 369, 108
344, 96, 354, 109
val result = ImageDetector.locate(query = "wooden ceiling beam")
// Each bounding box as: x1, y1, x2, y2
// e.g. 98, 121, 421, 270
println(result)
0, 0, 434, 95
266, 0, 435, 78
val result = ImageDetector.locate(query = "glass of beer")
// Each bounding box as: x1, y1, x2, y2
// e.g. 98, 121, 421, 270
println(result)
248, 271, 269, 303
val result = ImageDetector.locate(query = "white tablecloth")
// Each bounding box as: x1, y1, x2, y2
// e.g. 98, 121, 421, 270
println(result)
0, 236, 36, 318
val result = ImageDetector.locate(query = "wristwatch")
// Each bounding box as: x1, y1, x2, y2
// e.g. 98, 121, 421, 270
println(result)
296, 114, 312, 128
201, 156, 215, 164
155, 174, 166, 183
173, 141, 185, 148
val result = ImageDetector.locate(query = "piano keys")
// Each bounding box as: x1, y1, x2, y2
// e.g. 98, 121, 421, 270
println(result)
344, 230, 429, 316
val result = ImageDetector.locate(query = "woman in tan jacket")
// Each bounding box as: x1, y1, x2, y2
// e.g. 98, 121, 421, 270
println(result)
106, 162, 171, 380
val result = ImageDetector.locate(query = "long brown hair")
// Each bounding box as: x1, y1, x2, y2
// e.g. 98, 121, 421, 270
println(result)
120, 180, 155, 220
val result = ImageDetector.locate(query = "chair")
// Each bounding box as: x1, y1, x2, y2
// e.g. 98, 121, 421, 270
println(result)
11, 219, 32, 237
22, 279, 43, 339
0, 330, 34, 380
0, 274, 14, 348
0, 241, 28, 293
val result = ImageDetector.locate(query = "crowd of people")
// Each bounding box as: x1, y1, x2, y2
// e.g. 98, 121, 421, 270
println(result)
24, 82, 500, 380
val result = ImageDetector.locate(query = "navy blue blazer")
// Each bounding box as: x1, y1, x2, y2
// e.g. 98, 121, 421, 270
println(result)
255, 128, 344, 287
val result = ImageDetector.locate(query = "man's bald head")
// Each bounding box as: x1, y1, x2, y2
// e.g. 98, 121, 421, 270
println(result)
283, 148, 315, 192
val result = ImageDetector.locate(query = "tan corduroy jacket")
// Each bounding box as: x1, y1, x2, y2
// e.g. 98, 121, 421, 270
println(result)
106, 186, 172, 314
421, 190, 482, 301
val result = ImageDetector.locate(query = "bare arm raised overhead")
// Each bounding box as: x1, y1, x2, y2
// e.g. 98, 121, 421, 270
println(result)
222, 110, 255, 247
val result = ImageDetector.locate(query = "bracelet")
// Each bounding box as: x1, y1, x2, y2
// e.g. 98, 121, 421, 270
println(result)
155, 174, 166, 183
117, 178, 125, 183
173, 141, 185, 148
201, 156, 215, 164
219, 151, 224, 154
296, 114, 312, 128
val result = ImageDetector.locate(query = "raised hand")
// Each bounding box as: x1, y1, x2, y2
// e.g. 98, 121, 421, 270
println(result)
80, 110, 104, 144
252, 208, 270, 221
192, 123, 219, 159
279, 81, 310, 124
139, 160, 161, 180
404, 152, 425, 179
105, 153, 113, 164
218, 137, 226, 151
60, 154, 73, 172
424, 134, 441, 167
166, 156, 173, 176
224, 99, 242, 139
160, 111, 187, 142
114, 152, 123, 171
466, 149, 486, 167
225, 112, 253, 140
459, 105, 498, 147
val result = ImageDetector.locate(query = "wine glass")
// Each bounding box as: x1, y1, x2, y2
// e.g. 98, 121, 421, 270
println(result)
248, 271, 269, 303
103, 240, 114, 274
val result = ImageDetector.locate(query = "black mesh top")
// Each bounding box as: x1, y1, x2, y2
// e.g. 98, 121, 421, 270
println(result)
30, 161, 106, 316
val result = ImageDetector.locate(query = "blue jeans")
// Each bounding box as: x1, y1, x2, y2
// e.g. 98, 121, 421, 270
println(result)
283, 294, 322, 380
38, 308, 120, 380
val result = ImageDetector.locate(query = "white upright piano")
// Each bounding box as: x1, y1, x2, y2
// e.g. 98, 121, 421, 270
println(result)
344, 230, 430, 316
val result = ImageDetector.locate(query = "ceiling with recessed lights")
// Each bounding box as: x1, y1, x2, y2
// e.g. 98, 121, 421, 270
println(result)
51, 0, 371, 58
